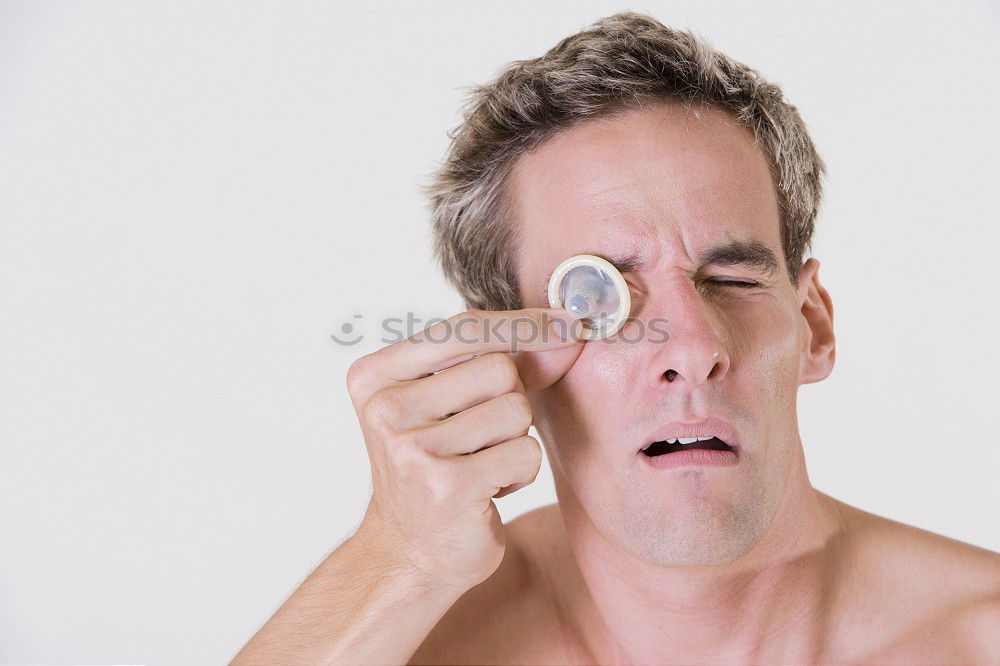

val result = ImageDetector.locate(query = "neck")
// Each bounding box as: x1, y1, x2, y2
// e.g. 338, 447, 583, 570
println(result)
555, 455, 847, 665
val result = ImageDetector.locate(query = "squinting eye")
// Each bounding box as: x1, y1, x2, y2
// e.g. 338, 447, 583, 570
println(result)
708, 279, 761, 289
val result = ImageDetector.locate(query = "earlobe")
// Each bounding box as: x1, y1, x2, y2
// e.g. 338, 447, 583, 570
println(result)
798, 258, 836, 384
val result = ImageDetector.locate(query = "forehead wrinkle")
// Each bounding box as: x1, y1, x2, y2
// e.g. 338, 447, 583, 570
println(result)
558, 183, 715, 285
512, 102, 781, 305
578, 148, 722, 265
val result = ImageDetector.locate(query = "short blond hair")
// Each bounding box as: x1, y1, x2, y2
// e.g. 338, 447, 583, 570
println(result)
426, 12, 826, 310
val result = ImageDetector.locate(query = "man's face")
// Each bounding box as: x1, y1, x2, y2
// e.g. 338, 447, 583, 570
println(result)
513, 101, 817, 566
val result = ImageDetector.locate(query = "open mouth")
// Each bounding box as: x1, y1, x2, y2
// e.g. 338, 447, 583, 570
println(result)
641, 436, 736, 457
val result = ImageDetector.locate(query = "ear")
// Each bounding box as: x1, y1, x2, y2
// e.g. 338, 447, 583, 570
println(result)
797, 257, 835, 384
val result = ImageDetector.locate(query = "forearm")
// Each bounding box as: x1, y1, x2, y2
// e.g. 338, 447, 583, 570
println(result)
231, 526, 465, 665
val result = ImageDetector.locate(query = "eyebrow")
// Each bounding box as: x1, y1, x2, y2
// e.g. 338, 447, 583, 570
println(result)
540, 239, 780, 303
696, 239, 780, 276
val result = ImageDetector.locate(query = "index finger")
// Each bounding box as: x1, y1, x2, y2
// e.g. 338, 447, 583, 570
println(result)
373, 308, 583, 383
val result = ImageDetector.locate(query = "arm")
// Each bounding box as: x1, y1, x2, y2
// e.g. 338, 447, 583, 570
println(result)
231, 511, 464, 665
231, 309, 582, 665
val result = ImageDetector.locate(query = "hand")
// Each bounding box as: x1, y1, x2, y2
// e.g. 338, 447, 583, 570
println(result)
346, 308, 583, 591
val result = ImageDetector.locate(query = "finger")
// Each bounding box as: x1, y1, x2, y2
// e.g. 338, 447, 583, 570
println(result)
455, 435, 543, 500
510, 342, 585, 392
371, 309, 583, 385
405, 391, 531, 456
492, 478, 533, 499
375, 352, 523, 430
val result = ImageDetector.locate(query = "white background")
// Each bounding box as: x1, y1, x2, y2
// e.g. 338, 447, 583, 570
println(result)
1, 1, 997, 663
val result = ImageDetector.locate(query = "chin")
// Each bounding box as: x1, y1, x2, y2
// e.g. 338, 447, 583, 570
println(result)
608, 495, 771, 567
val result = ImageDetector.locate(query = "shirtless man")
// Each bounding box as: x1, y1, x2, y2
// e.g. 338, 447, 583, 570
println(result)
233, 12, 1000, 665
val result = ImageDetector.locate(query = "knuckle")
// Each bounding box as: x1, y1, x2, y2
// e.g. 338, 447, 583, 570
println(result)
518, 436, 543, 469
394, 427, 426, 452
486, 353, 519, 393
345, 354, 373, 395
428, 466, 460, 506
360, 398, 382, 428
451, 309, 485, 341
418, 318, 446, 343
379, 388, 406, 420
502, 391, 532, 428
347, 350, 392, 401
388, 440, 427, 479
394, 451, 455, 505
362, 389, 401, 430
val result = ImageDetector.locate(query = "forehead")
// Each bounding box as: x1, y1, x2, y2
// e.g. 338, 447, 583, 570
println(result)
509, 101, 782, 301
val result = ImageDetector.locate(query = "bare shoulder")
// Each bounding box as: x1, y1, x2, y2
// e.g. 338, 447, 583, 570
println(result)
829, 497, 1000, 662
408, 504, 579, 665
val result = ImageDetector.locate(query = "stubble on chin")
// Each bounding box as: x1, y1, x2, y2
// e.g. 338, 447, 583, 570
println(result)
603, 464, 774, 567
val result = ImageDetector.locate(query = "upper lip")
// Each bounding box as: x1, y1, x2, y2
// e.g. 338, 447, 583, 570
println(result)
642, 416, 741, 451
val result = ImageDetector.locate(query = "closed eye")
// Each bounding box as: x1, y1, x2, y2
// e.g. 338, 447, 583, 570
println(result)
707, 278, 761, 288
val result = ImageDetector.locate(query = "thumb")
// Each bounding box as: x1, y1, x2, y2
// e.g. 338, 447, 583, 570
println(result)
511, 342, 584, 392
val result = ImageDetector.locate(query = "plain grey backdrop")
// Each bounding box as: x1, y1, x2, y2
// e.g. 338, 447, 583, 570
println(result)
1, 1, 998, 663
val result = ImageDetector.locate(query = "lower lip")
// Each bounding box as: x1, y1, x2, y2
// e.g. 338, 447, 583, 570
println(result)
639, 447, 739, 469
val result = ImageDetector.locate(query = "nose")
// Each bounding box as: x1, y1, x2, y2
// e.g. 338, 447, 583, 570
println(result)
643, 278, 731, 388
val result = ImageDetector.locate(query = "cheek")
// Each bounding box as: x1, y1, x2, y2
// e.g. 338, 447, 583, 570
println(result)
570, 337, 642, 395
530, 343, 638, 467
730, 297, 803, 409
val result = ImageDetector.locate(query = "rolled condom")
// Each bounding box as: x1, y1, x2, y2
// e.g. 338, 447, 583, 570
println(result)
547, 254, 631, 340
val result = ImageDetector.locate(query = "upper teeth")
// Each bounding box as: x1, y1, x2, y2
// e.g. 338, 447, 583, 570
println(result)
667, 436, 715, 444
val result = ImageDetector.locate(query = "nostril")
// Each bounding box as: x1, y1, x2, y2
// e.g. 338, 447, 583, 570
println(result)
664, 369, 679, 382
707, 355, 728, 380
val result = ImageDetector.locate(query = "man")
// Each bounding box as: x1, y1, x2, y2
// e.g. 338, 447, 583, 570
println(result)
234, 12, 999, 664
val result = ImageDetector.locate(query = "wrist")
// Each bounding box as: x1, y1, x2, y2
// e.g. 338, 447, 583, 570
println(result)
351, 506, 472, 601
